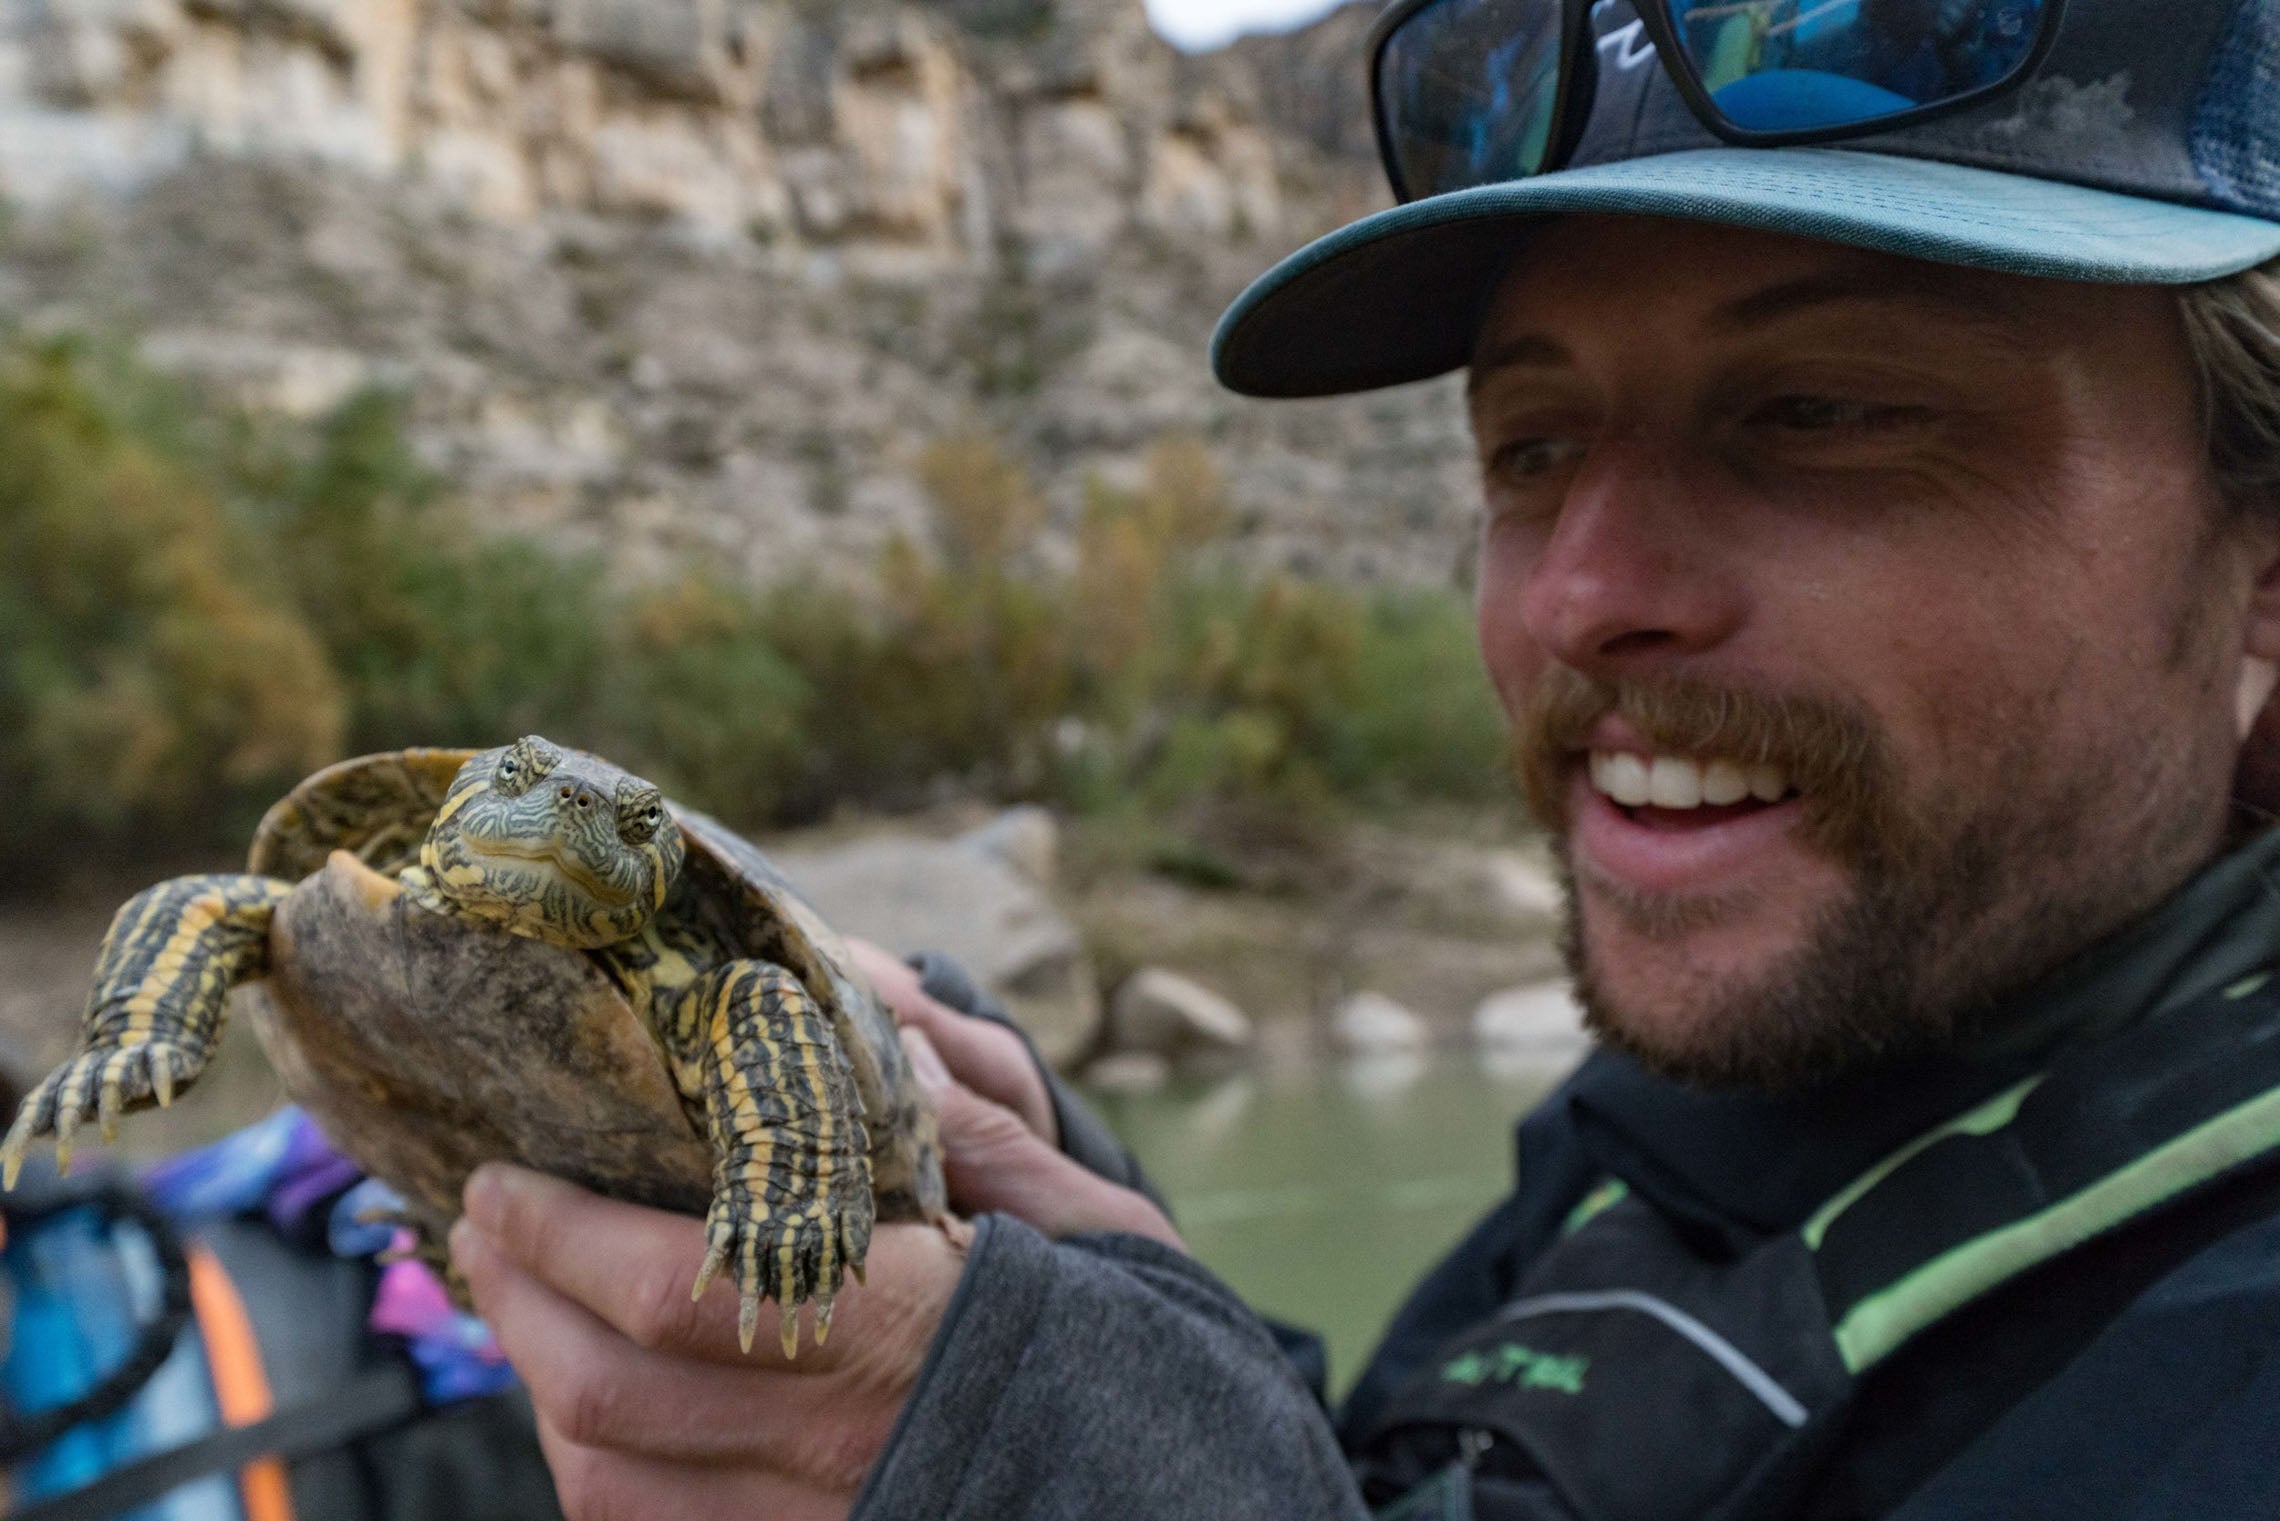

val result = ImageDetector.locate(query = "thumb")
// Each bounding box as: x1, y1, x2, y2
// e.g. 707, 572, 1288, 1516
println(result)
902, 1029, 1183, 1251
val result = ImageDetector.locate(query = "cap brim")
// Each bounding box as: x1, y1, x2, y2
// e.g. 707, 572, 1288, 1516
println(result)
1212, 147, 2280, 399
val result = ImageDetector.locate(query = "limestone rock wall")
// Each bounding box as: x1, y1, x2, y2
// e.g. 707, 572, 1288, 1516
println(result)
0, 0, 1479, 587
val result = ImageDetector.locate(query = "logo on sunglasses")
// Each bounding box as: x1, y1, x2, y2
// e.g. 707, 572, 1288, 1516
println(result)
1591, 0, 1659, 71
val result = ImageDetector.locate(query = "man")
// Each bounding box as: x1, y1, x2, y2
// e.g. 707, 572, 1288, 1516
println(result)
450, 0, 2280, 1514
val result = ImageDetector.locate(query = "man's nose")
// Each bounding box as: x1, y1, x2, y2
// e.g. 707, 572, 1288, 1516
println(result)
1515, 439, 1746, 672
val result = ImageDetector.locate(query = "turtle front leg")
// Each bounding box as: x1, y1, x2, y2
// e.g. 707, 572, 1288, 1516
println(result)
656, 962, 873, 1358
3, 875, 291, 1186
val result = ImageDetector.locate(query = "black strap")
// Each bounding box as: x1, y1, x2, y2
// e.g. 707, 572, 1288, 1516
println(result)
0, 1179, 194, 1464
10, 1361, 424, 1521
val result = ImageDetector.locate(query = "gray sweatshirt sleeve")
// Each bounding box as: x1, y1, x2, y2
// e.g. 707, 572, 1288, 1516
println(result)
850, 1214, 1370, 1520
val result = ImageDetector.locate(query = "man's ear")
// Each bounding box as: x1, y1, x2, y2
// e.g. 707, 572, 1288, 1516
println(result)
2242, 656, 2279, 742
2230, 519, 2280, 817
2241, 520, 2280, 738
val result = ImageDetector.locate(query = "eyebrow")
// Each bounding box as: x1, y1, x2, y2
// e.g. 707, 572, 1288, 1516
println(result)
1466, 334, 1573, 399
1467, 265, 2030, 399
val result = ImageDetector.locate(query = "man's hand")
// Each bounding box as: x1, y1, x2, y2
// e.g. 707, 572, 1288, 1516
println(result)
901, 1027, 1183, 1248
456, 1028, 1180, 1521
848, 937, 1057, 1144
451, 1164, 968, 1521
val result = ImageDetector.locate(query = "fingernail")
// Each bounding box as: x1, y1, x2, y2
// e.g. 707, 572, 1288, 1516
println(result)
447, 1216, 476, 1274
902, 1027, 951, 1092
462, 1163, 510, 1231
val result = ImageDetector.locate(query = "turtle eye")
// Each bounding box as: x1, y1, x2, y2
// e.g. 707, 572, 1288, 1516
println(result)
495, 736, 557, 797
617, 784, 666, 844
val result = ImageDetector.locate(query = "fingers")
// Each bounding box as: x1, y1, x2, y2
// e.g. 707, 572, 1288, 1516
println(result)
458, 1166, 969, 1370
454, 1226, 887, 1480
534, 1414, 847, 1521
847, 937, 1057, 1143
846, 938, 929, 1018
459, 1165, 808, 1368
893, 995, 1059, 1143
906, 1033, 1184, 1250
456, 1169, 969, 1521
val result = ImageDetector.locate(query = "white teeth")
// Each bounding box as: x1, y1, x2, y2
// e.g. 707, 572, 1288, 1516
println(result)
1587, 752, 1793, 810
1701, 759, 1750, 807
1597, 751, 1653, 807
1647, 756, 1702, 809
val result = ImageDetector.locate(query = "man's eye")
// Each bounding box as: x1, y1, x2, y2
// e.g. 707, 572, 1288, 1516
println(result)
1487, 437, 1584, 481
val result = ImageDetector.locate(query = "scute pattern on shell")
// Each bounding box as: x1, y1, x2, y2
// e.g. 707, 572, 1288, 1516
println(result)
244, 746, 947, 1226
251, 748, 476, 882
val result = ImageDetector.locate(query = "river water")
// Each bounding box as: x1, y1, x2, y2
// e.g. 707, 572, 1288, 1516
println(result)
1086, 1055, 1572, 1397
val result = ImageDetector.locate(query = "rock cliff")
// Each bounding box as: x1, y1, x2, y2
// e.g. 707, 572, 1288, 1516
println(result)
0, 0, 1479, 586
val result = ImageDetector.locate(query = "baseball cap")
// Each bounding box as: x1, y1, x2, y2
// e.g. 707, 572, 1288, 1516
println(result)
1212, 0, 2280, 398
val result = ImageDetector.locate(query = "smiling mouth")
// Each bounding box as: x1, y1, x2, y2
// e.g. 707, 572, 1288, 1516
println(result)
1585, 748, 1807, 829
465, 838, 634, 906
1590, 750, 1795, 810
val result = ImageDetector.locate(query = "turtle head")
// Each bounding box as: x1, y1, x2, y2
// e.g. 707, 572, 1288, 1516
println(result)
421, 737, 685, 949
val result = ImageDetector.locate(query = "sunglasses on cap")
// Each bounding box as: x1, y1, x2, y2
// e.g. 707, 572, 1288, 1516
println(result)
1373, 0, 2065, 201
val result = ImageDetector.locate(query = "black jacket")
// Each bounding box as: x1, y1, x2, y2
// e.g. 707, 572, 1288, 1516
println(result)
1344, 829, 2280, 1519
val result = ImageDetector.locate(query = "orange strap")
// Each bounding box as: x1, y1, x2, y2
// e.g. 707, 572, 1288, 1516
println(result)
183, 1245, 297, 1521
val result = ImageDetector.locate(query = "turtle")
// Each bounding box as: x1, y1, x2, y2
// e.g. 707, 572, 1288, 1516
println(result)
0, 736, 947, 1358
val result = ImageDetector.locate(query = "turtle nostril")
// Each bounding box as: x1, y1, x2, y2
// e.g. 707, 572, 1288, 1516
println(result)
558, 785, 575, 802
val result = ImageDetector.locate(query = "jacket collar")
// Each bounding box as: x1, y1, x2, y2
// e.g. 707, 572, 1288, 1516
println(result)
1558, 828, 2280, 1246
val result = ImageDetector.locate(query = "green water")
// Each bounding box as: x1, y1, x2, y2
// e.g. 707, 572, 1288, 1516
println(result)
1086, 1057, 1562, 1396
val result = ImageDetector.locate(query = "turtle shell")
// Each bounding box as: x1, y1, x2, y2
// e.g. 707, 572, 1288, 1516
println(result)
236, 749, 944, 1256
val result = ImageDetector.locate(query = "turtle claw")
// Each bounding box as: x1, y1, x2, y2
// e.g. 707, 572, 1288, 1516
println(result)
693, 1179, 864, 1359
98, 1076, 125, 1143
2, 1042, 203, 1190
692, 1242, 727, 1303
53, 1106, 80, 1176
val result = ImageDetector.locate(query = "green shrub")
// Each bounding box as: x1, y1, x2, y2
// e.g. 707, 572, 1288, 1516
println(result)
0, 333, 1512, 885
265, 392, 614, 752
1323, 589, 1511, 806
604, 575, 815, 822
0, 338, 343, 867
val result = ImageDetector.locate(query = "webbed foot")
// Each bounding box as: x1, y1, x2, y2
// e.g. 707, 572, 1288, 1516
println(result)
689, 1146, 875, 1358
2, 874, 283, 1189
3, 1040, 205, 1187
662, 962, 876, 1356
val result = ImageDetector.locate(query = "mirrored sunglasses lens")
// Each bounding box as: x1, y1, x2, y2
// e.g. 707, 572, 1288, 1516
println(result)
1380, 0, 1568, 198
1669, 0, 2043, 132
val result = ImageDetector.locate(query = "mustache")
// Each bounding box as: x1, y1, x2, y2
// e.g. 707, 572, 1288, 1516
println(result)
1512, 667, 1906, 868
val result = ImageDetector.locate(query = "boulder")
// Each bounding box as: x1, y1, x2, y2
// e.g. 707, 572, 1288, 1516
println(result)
773, 834, 1099, 1069
958, 805, 1059, 886
1472, 982, 1590, 1056
1486, 851, 1566, 922
1332, 991, 1429, 1055
1108, 968, 1253, 1061
1080, 1051, 1171, 1095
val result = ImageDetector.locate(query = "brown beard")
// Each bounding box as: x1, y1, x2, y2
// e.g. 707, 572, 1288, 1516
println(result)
1511, 667, 2203, 1090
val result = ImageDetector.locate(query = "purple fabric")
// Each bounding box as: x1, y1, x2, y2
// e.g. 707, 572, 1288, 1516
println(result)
371, 1245, 519, 1402
143, 1108, 513, 1404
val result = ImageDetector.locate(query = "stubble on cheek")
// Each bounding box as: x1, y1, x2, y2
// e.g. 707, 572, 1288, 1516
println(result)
1511, 663, 2212, 1091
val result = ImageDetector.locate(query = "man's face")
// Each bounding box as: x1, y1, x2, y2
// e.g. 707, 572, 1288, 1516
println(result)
1473, 216, 2280, 1088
